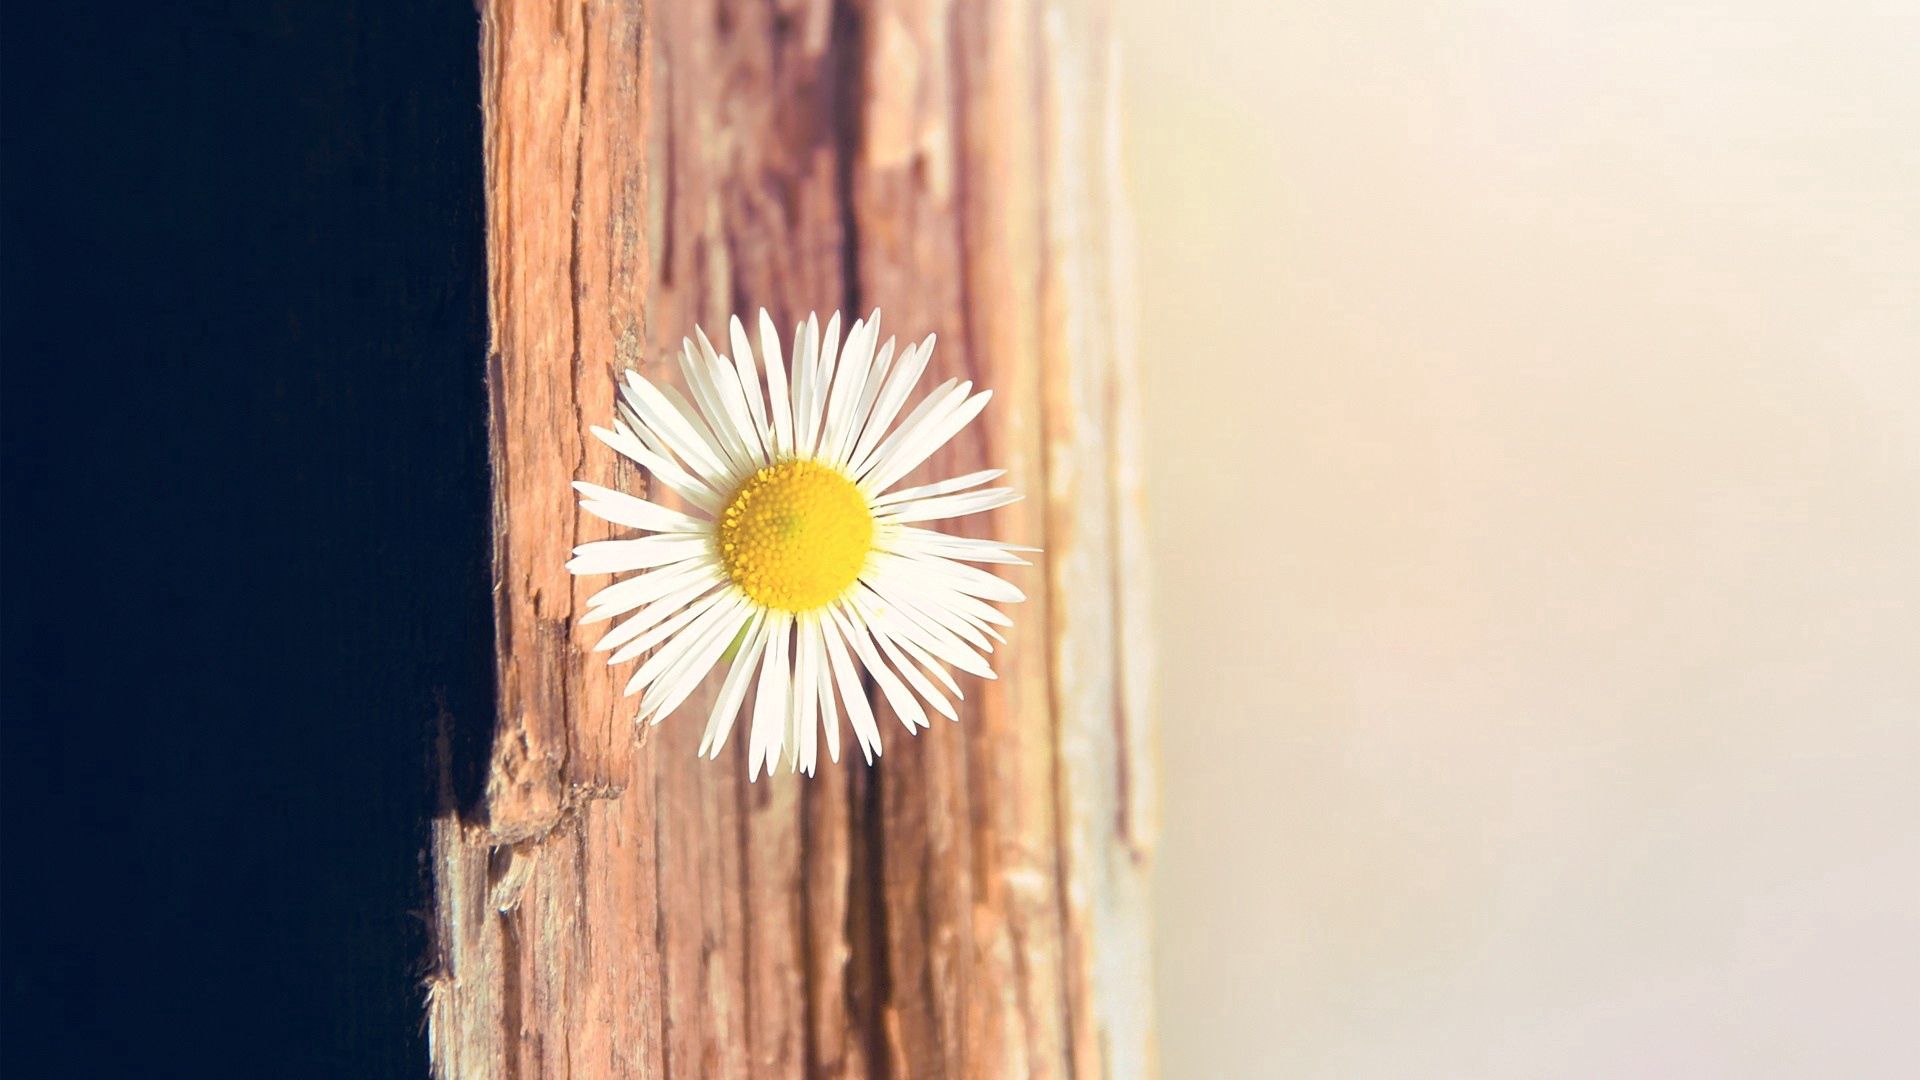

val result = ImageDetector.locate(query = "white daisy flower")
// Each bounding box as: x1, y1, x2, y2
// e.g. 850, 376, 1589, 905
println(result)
568, 309, 1033, 779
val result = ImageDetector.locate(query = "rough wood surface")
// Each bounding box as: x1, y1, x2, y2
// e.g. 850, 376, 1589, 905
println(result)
428, 0, 1154, 1075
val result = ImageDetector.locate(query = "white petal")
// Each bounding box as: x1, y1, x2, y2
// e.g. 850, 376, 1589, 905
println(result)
791, 314, 820, 459
657, 379, 747, 482
791, 615, 821, 775
865, 555, 1016, 627
567, 535, 712, 576
819, 604, 880, 763
819, 312, 881, 466
928, 590, 1012, 644
846, 335, 935, 478
876, 550, 1026, 604
677, 339, 760, 475
591, 422, 722, 514
805, 311, 843, 459
871, 564, 1014, 643
695, 326, 769, 467
620, 589, 738, 696
876, 488, 1022, 524
747, 614, 793, 780
882, 526, 1034, 565
595, 577, 724, 659
878, 578, 997, 649
604, 587, 726, 669
640, 596, 754, 724
869, 618, 957, 721
573, 481, 710, 535
855, 582, 996, 680
829, 603, 927, 732
582, 559, 721, 623
811, 615, 842, 765
620, 372, 731, 482
701, 612, 769, 757
850, 379, 965, 491
872, 573, 1011, 653
922, 593, 1008, 651
832, 336, 896, 467
890, 628, 965, 702
604, 583, 731, 666
728, 315, 773, 456
869, 468, 1002, 508
759, 309, 794, 459
861, 389, 992, 496
621, 405, 693, 479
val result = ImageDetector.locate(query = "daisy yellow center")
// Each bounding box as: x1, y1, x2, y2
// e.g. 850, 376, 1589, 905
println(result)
717, 460, 874, 613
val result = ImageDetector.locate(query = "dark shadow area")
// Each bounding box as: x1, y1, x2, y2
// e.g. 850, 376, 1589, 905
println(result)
2, 5, 493, 1075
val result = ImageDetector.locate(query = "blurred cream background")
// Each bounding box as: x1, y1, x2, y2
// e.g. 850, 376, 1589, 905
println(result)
1118, 2, 1920, 1076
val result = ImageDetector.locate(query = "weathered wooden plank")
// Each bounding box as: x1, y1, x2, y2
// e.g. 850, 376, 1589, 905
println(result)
429, 0, 1154, 1075
1036, 5, 1157, 1075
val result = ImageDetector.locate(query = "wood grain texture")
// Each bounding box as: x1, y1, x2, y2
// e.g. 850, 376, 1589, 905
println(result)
428, 0, 1155, 1075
